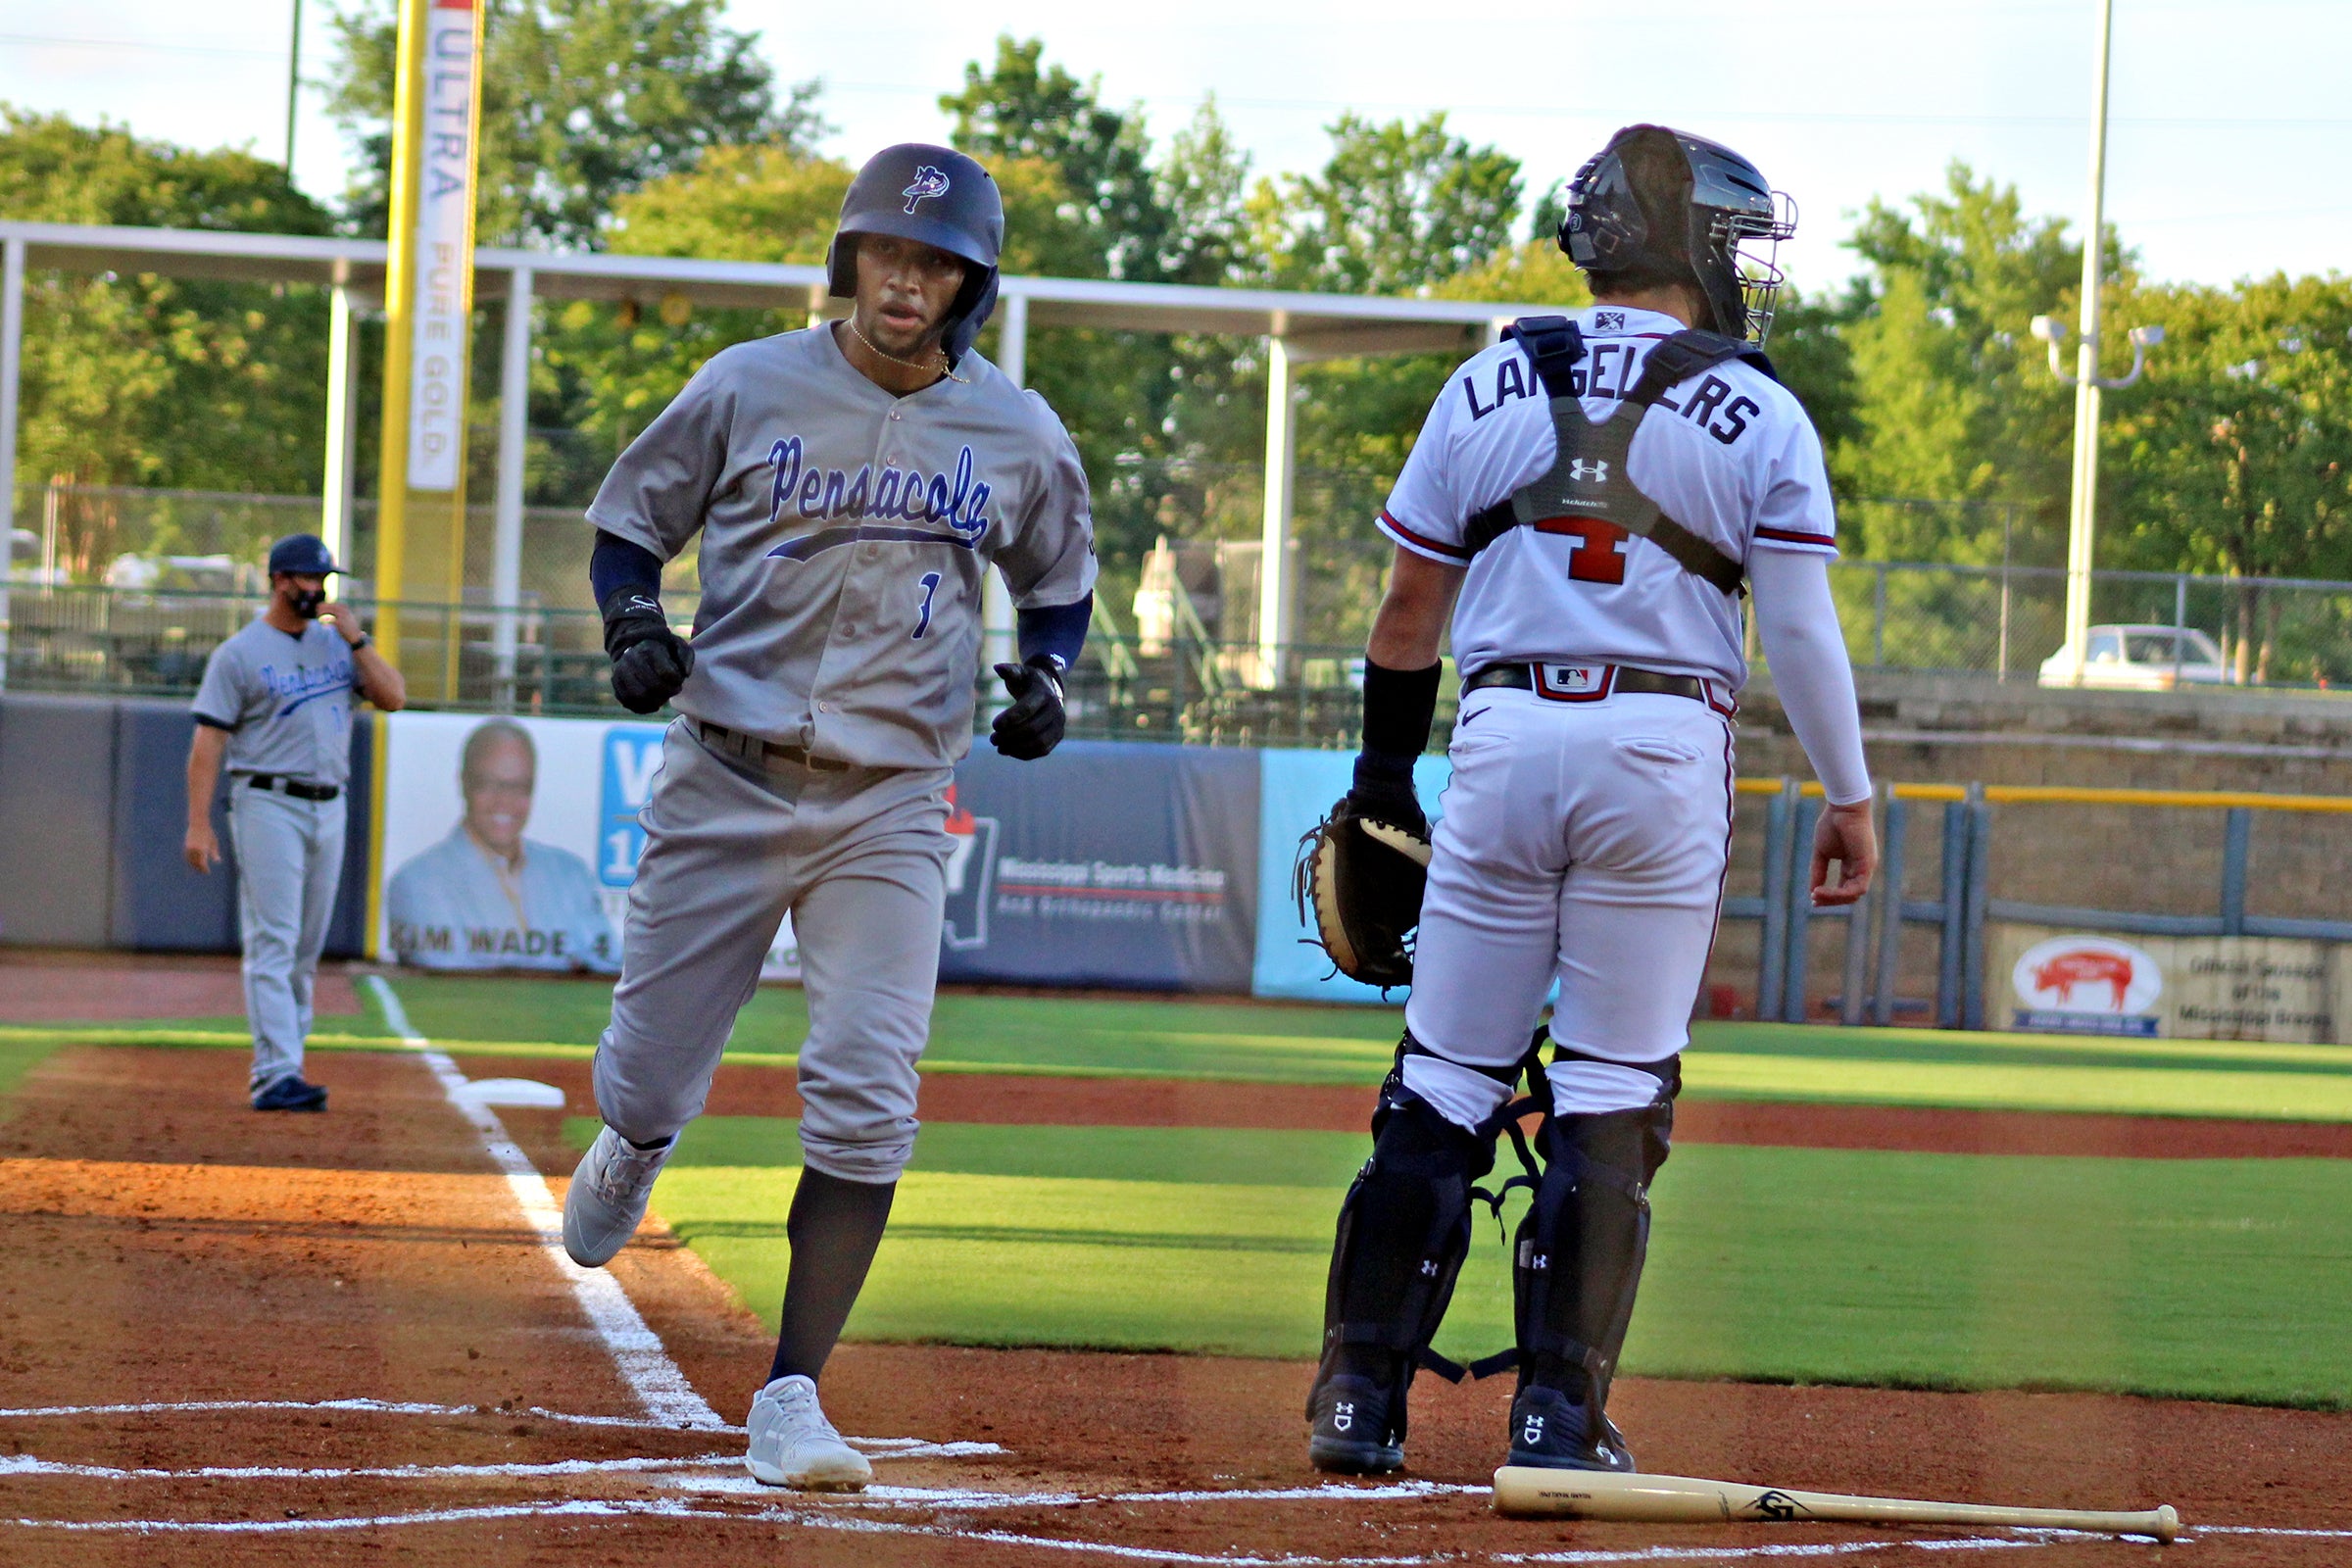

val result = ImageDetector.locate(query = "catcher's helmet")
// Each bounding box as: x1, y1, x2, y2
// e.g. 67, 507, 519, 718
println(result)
1560, 124, 1795, 344
827, 143, 1004, 367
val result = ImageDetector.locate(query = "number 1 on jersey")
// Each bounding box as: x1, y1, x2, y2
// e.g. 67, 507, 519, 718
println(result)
911, 571, 943, 639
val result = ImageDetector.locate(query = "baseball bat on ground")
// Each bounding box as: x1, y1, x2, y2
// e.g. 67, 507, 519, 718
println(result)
1493, 1466, 2180, 1544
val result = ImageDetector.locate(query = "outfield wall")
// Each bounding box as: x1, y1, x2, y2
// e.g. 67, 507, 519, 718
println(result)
5, 692, 2349, 1042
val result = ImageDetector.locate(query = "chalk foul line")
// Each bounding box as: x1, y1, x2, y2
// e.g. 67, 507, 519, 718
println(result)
363, 975, 723, 1432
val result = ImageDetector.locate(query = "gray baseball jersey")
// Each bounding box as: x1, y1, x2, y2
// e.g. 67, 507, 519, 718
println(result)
191, 616, 360, 786
587, 324, 1097, 770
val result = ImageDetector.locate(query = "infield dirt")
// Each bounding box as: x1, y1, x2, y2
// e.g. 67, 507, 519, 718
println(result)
0, 1041, 2345, 1565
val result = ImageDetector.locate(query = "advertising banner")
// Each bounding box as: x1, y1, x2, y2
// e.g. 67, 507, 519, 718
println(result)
378, 713, 798, 978
1990, 923, 2336, 1043
403, 0, 482, 492
1251, 748, 1451, 1004
936, 742, 1259, 992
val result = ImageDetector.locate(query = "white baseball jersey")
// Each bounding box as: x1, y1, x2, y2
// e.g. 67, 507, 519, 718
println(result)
1377, 304, 1837, 689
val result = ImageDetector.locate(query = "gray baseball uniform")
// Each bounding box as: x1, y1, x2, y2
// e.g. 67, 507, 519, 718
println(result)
585, 323, 1095, 1180
191, 617, 360, 1090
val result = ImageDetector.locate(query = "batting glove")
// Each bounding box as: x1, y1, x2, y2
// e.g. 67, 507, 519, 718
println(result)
990, 656, 1066, 760
602, 591, 696, 715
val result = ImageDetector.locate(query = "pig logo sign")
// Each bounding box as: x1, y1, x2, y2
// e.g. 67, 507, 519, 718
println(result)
2012, 934, 2162, 1036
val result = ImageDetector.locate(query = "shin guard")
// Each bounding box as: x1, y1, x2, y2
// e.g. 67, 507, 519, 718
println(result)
1306, 1092, 1495, 1471
1507, 1096, 1675, 1469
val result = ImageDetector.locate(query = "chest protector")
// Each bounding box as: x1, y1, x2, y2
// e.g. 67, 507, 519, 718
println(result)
1461, 316, 1777, 597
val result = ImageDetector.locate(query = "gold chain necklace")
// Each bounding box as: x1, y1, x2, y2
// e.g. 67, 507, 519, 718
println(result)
845, 317, 966, 384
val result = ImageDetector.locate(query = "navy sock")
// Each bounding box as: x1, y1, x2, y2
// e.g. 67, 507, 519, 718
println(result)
767, 1168, 898, 1384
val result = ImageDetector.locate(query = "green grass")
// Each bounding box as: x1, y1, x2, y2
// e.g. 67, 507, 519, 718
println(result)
590, 1115, 2352, 1408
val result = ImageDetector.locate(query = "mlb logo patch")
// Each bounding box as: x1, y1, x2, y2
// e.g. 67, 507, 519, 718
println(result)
1539, 663, 1604, 695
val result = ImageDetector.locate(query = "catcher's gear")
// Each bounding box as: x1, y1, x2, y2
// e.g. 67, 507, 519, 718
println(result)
1295, 789, 1433, 991
989, 656, 1066, 760
1560, 123, 1795, 344
828, 143, 1004, 368
602, 589, 696, 715
1506, 1078, 1678, 1471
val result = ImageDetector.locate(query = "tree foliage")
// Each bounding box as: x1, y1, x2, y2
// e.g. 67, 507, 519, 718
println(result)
0, 109, 335, 569
323, 0, 816, 247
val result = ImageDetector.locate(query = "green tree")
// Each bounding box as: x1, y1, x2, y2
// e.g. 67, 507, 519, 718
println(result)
1250, 113, 1521, 296
0, 109, 336, 575
2102, 273, 2352, 679
323, 0, 816, 247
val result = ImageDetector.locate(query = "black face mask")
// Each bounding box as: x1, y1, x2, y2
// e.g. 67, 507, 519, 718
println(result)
290, 587, 327, 619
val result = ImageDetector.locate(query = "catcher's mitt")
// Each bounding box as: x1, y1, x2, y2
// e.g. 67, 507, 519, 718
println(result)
1294, 794, 1434, 990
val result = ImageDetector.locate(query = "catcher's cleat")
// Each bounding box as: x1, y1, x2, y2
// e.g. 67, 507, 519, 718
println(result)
746, 1374, 873, 1491
251, 1073, 328, 1112
562, 1125, 674, 1267
1307, 1372, 1405, 1475
1505, 1384, 1637, 1472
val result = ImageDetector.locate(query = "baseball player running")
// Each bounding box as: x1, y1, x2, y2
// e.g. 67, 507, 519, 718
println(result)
560, 144, 1095, 1491
1305, 125, 1876, 1477
185, 533, 407, 1109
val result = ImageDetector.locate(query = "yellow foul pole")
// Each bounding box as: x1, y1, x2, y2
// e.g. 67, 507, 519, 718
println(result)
373, 0, 488, 696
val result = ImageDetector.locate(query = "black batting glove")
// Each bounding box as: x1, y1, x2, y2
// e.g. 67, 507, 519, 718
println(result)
990, 656, 1066, 760
1348, 751, 1426, 840
602, 590, 696, 715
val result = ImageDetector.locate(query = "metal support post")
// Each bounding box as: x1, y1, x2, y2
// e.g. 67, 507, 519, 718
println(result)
0, 234, 24, 689
1838, 885, 1872, 1026
1961, 786, 1993, 1030
1257, 335, 1298, 689
1784, 793, 1822, 1023
490, 266, 533, 711
320, 275, 362, 570
1936, 800, 1969, 1029
981, 292, 1026, 683
1756, 781, 1795, 1022
1872, 564, 1887, 667
1871, 790, 1909, 1026
2173, 573, 2188, 686
2220, 807, 2251, 937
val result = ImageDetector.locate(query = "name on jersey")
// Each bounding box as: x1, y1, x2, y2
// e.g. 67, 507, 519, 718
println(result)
258, 657, 353, 717
764, 436, 994, 540
1460, 346, 1760, 446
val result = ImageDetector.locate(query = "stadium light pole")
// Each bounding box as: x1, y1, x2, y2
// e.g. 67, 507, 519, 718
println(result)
2034, 0, 2162, 685
285, 0, 304, 172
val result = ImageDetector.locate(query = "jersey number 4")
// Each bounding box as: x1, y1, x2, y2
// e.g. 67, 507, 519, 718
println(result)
1533, 517, 1633, 584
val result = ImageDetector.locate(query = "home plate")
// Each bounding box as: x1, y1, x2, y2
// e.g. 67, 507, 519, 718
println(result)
456, 1078, 566, 1109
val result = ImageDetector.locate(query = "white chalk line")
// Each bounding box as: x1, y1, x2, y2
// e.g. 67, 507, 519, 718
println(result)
365, 975, 722, 1432
0, 1396, 725, 1431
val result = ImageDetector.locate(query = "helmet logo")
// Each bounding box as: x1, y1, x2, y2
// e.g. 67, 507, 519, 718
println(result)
902, 166, 951, 214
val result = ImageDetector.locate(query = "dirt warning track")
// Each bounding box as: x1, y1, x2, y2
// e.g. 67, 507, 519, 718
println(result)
1, 1042, 2348, 1565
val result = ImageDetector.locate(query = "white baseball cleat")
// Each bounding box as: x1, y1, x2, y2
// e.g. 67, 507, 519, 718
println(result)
745, 1374, 873, 1492
561, 1125, 675, 1267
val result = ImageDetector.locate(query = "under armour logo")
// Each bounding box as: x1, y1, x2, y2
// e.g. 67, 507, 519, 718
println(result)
902, 166, 951, 213
1333, 1401, 1354, 1432
1419, 1259, 1440, 1277
1569, 459, 1609, 483
1522, 1414, 1544, 1446
1531, 1252, 1549, 1271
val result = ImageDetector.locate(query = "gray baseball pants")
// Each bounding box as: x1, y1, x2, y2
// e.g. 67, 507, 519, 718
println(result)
593, 719, 953, 1183
226, 782, 347, 1091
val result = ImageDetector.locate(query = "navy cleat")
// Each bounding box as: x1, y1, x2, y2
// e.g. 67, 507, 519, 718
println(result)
1307, 1372, 1405, 1475
1506, 1383, 1637, 1472
251, 1074, 328, 1112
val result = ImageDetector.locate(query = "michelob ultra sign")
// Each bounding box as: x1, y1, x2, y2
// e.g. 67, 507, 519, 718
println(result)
405, 0, 480, 493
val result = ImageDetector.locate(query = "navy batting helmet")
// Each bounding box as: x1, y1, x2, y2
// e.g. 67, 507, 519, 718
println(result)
267, 533, 340, 576
827, 143, 1004, 367
1561, 125, 1795, 344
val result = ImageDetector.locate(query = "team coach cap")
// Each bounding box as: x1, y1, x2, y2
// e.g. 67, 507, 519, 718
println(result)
268, 534, 341, 577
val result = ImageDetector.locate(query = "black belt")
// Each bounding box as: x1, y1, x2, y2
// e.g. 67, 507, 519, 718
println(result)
1463, 662, 1708, 703
246, 774, 339, 801
697, 721, 851, 773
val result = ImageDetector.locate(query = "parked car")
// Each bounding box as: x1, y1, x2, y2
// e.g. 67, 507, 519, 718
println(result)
2038, 624, 2230, 689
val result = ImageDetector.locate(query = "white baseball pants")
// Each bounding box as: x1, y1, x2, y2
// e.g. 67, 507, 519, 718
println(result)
1401, 685, 1735, 1127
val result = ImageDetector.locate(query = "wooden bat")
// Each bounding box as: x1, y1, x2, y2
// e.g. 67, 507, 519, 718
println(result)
1493, 1465, 2180, 1544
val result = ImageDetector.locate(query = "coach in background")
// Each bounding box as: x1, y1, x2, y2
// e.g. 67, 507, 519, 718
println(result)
184, 534, 406, 1111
